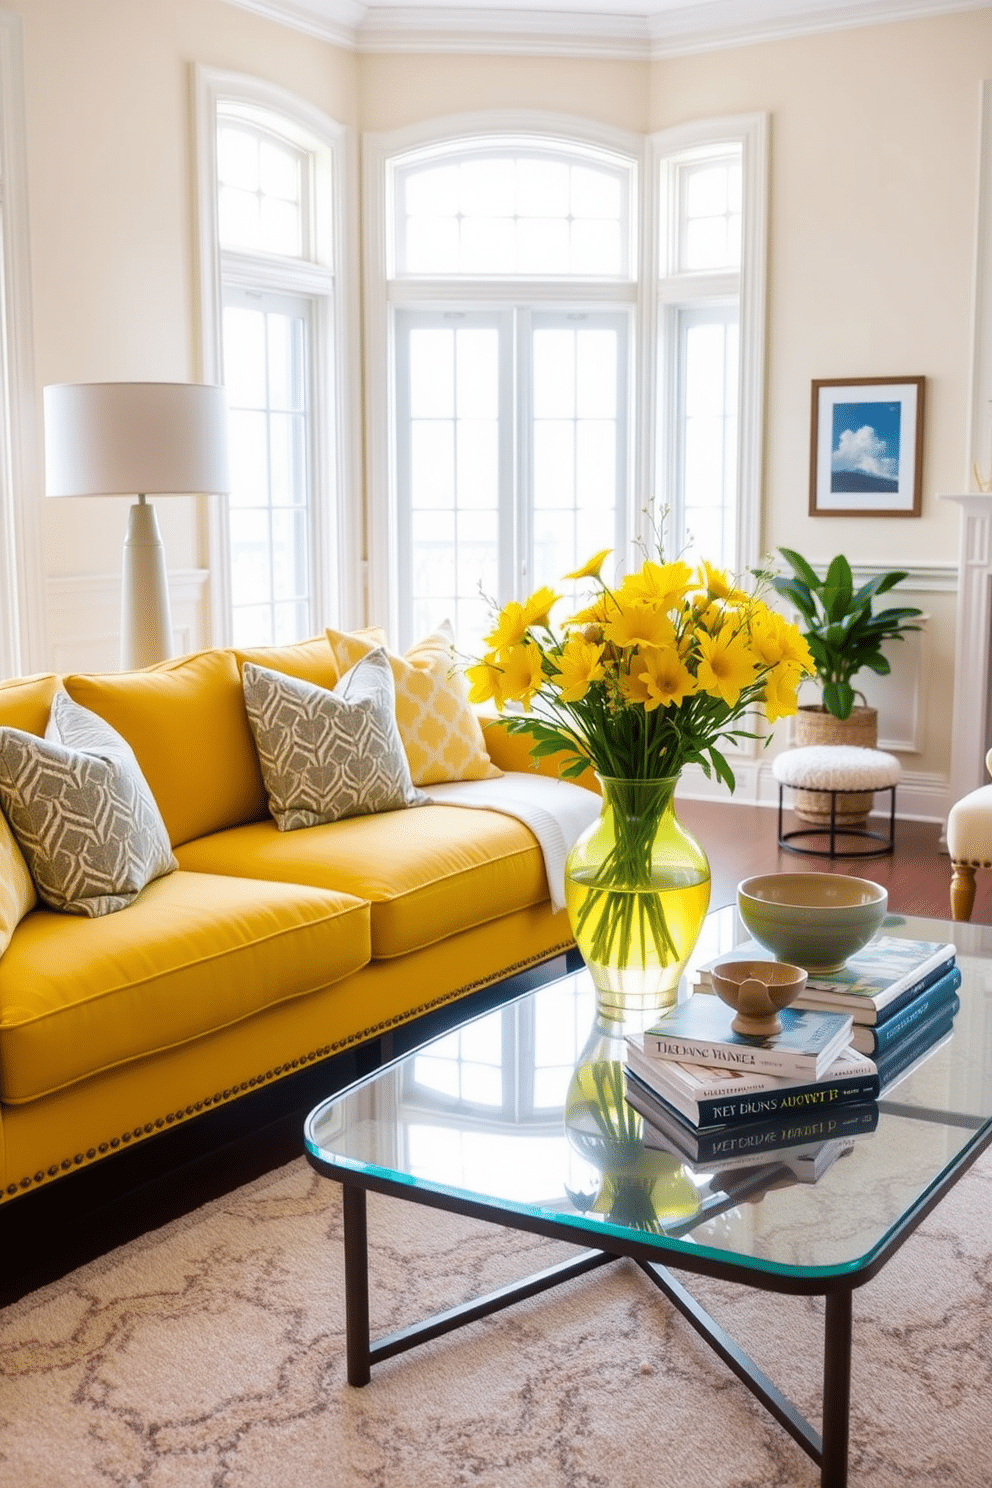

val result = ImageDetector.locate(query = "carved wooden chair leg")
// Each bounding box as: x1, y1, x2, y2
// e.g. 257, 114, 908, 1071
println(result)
950, 863, 977, 922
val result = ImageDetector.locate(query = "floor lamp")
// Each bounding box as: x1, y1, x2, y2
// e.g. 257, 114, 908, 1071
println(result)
43, 382, 230, 670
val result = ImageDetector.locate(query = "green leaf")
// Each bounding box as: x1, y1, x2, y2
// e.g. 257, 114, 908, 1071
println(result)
823, 555, 853, 621
869, 605, 922, 627
850, 573, 889, 610
778, 547, 821, 590
872, 570, 911, 595
770, 576, 817, 625
528, 736, 570, 757
822, 680, 855, 719
709, 748, 736, 791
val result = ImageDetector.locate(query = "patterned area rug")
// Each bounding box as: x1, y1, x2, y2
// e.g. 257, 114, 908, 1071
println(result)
1, 1153, 991, 1488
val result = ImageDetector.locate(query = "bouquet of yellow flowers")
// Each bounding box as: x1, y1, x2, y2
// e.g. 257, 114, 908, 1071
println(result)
467, 549, 814, 786
466, 549, 815, 1003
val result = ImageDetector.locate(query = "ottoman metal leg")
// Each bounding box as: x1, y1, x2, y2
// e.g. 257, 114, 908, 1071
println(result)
778, 783, 896, 858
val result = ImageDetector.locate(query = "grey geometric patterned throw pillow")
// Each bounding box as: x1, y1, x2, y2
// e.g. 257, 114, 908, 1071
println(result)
0, 691, 178, 917
242, 650, 429, 831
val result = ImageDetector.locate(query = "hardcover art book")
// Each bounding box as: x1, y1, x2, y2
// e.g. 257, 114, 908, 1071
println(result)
624, 1036, 879, 1129
627, 1079, 880, 1169
642, 992, 853, 1080
875, 997, 960, 1092
850, 965, 961, 1055
693, 934, 956, 1027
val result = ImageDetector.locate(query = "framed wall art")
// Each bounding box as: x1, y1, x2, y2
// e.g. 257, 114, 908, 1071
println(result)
809, 376, 925, 517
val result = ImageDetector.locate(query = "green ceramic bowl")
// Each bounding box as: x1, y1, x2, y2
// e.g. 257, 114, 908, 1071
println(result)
736, 872, 888, 974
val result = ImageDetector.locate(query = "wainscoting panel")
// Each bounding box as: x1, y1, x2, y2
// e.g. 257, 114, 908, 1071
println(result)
678, 757, 949, 825
46, 570, 210, 674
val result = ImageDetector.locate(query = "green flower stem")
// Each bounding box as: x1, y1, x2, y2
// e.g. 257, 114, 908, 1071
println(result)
571, 777, 682, 968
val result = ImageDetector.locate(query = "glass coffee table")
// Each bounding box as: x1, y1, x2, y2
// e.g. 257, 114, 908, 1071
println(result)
305, 909, 992, 1488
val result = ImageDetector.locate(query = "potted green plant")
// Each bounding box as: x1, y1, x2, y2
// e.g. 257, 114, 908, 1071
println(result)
769, 549, 922, 825
770, 549, 922, 724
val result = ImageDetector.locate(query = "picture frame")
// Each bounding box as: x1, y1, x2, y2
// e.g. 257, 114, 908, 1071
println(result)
809, 376, 925, 518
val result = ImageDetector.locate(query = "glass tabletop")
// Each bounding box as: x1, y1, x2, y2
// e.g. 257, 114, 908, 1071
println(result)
304, 908, 992, 1285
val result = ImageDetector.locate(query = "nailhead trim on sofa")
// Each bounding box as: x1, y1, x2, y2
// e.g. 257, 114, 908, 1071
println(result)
4, 940, 574, 1198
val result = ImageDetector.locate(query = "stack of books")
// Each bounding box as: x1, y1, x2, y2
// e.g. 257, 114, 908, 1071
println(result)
690, 934, 961, 1091
624, 1037, 881, 1184
623, 933, 961, 1183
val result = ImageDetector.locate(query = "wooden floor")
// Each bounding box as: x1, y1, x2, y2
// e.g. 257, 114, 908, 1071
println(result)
677, 796, 992, 925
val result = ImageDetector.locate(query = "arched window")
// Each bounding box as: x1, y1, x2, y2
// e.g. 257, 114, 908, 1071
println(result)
196, 70, 355, 647
366, 121, 641, 655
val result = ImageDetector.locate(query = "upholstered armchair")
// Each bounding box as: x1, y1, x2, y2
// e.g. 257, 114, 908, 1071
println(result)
947, 747, 992, 919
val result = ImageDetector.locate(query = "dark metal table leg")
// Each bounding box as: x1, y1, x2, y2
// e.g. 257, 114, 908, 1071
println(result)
342, 1184, 371, 1386
821, 1288, 853, 1488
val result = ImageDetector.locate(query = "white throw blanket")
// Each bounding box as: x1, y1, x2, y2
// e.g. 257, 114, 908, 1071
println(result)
424, 772, 601, 913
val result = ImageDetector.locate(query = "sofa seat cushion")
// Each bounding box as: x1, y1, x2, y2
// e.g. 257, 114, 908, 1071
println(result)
0, 869, 370, 1103
175, 805, 549, 959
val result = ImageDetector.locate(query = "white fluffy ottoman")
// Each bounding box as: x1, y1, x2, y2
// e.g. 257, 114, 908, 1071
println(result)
772, 745, 900, 857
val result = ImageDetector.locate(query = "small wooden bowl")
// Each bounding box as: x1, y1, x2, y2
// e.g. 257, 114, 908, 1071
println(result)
710, 959, 808, 1038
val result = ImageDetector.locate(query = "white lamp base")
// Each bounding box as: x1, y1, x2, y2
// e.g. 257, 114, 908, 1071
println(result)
121, 496, 175, 670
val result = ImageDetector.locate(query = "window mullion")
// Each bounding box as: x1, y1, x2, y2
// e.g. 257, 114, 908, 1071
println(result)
388, 278, 636, 306
220, 248, 333, 296
494, 308, 517, 610
657, 271, 739, 305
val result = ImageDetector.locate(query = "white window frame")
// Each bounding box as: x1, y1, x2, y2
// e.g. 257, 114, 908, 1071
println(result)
194, 65, 359, 646
0, 11, 44, 676
652, 113, 769, 577
222, 283, 316, 646
364, 111, 648, 644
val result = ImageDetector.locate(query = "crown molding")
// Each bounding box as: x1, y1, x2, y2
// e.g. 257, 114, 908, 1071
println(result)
223, 0, 988, 59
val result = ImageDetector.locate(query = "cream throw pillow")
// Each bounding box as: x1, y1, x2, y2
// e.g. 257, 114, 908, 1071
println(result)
326, 620, 501, 787
0, 809, 36, 953
242, 650, 429, 831
0, 692, 177, 917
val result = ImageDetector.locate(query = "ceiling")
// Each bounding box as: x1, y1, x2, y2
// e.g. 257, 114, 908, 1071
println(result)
225, 0, 985, 58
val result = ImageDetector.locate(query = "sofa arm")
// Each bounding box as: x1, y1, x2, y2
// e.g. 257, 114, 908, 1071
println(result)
479, 714, 599, 792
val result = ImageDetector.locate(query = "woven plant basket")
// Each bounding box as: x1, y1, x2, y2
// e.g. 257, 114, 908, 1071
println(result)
789, 705, 878, 827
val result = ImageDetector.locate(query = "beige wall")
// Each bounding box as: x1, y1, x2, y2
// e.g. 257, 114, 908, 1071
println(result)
646, 11, 991, 796
650, 11, 986, 560
357, 52, 650, 134
6, 0, 991, 810
16, 0, 356, 591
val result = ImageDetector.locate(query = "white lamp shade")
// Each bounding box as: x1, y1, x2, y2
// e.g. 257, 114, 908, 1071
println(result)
43, 381, 230, 497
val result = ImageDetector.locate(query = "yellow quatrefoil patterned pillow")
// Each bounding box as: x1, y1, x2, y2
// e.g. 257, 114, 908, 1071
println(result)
326, 621, 501, 787
0, 809, 36, 956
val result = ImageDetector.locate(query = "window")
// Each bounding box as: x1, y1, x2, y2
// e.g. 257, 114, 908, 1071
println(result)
222, 288, 312, 645
367, 122, 640, 655
217, 121, 308, 259
654, 118, 768, 575
196, 70, 354, 648
394, 305, 628, 648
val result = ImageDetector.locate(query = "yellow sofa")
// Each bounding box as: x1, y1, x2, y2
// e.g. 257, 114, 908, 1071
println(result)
0, 638, 577, 1206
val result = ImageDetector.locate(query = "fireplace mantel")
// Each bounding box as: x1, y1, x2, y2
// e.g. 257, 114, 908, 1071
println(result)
941, 493, 992, 811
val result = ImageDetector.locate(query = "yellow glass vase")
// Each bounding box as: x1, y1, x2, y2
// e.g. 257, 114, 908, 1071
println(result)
565, 775, 711, 1019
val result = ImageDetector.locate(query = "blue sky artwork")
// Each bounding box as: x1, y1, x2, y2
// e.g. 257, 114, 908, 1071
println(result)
830, 400, 901, 493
